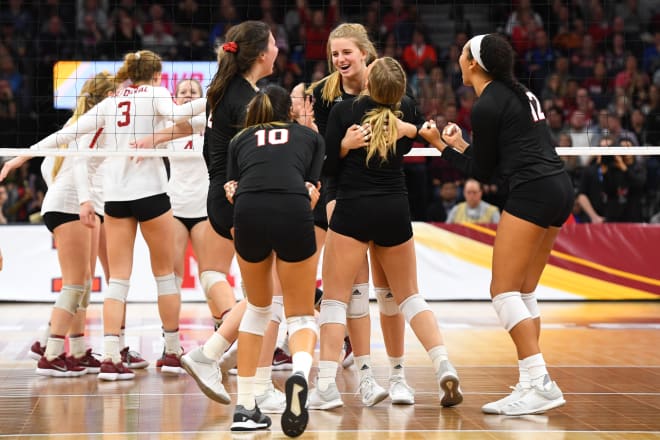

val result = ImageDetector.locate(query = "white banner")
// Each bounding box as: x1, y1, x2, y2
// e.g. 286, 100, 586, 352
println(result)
0, 223, 581, 302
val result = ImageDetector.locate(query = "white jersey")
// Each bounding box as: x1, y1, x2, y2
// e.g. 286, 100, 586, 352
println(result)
31, 85, 206, 202
167, 113, 208, 218
40, 131, 100, 215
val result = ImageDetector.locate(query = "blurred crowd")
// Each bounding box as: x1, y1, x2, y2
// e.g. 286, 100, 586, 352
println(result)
1, 0, 660, 224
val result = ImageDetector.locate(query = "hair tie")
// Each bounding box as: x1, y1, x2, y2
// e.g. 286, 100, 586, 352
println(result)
81, 92, 91, 98
223, 41, 238, 53
134, 51, 140, 60
469, 34, 488, 72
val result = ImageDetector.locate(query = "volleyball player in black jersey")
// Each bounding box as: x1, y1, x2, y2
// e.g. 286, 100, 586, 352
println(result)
312, 57, 463, 410
308, 22, 414, 409
418, 34, 571, 416
225, 85, 324, 436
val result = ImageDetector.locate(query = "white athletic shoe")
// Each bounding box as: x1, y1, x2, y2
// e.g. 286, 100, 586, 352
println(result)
500, 376, 566, 416
358, 375, 389, 407
389, 374, 415, 405
255, 383, 286, 413
482, 383, 529, 414
181, 347, 230, 404
308, 382, 344, 410
436, 360, 463, 407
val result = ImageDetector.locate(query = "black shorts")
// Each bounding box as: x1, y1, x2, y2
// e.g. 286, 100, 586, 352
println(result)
104, 193, 171, 222
174, 216, 207, 232
330, 194, 413, 247
504, 171, 575, 228
207, 183, 234, 240
43, 212, 79, 233
234, 192, 316, 263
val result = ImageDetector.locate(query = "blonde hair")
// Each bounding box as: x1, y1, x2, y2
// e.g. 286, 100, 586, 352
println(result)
115, 50, 162, 85
308, 23, 377, 103
361, 57, 406, 164
53, 71, 117, 180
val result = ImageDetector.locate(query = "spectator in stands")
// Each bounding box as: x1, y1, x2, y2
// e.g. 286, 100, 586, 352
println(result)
630, 108, 648, 144
509, 9, 539, 57
587, 2, 611, 47
525, 29, 558, 96
615, 0, 647, 42
446, 178, 500, 224
582, 61, 612, 110
108, 9, 142, 57
402, 27, 437, 74
426, 179, 459, 222
455, 87, 475, 134
0, 0, 34, 38
616, 135, 647, 222
642, 30, 660, 75
177, 27, 208, 61
143, 3, 173, 37
605, 110, 639, 146
209, 1, 239, 50
76, 0, 108, 33
570, 34, 598, 82
546, 105, 565, 145
605, 33, 628, 78
557, 132, 581, 185
504, 0, 542, 36
143, 19, 177, 60
0, 182, 8, 224
0, 79, 16, 122
298, 0, 338, 76
381, 0, 414, 47
77, 13, 109, 60
590, 108, 611, 147
552, 16, 584, 55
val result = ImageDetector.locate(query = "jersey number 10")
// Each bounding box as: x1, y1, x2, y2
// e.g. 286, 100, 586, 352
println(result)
255, 128, 289, 147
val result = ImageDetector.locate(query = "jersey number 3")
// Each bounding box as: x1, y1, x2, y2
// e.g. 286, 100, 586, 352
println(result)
255, 128, 289, 147
117, 101, 131, 127
526, 92, 545, 122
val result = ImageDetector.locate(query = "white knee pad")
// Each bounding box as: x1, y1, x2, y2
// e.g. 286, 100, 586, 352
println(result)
105, 278, 130, 303
54, 284, 85, 315
318, 299, 347, 327
521, 292, 540, 319
175, 275, 183, 291
399, 293, 431, 323
238, 302, 272, 336
286, 315, 319, 339
492, 291, 532, 331
156, 273, 179, 296
200, 270, 227, 299
78, 279, 92, 310
271, 295, 284, 324
375, 287, 399, 316
347, 283, 370, 319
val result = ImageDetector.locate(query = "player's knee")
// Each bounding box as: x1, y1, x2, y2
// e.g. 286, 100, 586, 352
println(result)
375, 287, 399, 316
54, 284, 85, 315
286, 315, 318, 339
521, 292, 540, 319
77, 279, 92, 311
200, 270, 227, 299
238, 302, 272, 336
347, 283, 369, 319
271, 295, 284, 324
492, 291, 532, 331
399, 293, 431, 323
156, 273, 179, 296
105, 278, 130, 303
318, 299, 347, 327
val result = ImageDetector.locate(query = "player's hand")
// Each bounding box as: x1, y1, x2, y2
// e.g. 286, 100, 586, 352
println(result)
224, 180, 238, 204
306, 181, 320, 209
417, 120, 446, 151
79, 201, 96, 229
0, 156, 29, 182
342, 123, 371, 150
129, 135, 156, 150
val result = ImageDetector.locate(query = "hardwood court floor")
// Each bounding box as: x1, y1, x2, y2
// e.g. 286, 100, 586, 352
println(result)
0, 301, 659, 439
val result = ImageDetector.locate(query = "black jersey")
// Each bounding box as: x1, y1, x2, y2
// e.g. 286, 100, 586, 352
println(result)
203, 75, 256, 182
312, 78, 359, 137
324, 96, 420, 199
441, 81, 565, 191
227, 122, 325, 198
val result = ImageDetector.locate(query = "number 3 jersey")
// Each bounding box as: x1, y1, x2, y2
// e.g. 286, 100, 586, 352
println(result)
30, 84, 206, 202
442, 80, 565, 191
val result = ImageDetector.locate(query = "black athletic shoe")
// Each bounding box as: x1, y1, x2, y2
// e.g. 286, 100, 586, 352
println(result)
281, 371, 309, 438
230, 404, 271, 431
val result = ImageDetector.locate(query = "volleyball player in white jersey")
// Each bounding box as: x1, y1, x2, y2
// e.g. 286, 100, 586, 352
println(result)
1, 73, 117, 377
3, 50, 205, 381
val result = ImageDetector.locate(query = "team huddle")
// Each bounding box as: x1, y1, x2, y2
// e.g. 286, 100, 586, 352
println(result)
0, 20, 571, 438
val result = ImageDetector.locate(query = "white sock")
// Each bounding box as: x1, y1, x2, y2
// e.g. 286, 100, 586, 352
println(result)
254, 366, 272, 395
119, 328, 126, 349
389, 355, 405, 378
428, 345, 448, 372
45, 336, 65, 361
163, 329, 181, 354
292, 351, 313, 380
104, 335, 121, 363
521, 353, 549, 388
317, 360, 338, 391
39, 323, 51, 346
355, 354, 373, 382
203, 332, 231, 360
518, 359, 530, 388
69, 335, 87, 358
237, 376, 255, 409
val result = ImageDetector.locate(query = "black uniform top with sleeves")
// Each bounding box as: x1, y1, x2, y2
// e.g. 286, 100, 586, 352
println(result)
312, 78, 359, 137
203, 75, 257, 183
227, 122, 325, 198
441, 81, 565, 191
324, 95, 419, 199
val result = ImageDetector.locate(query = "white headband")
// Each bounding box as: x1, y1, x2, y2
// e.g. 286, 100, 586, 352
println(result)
469, 34, 488, 72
